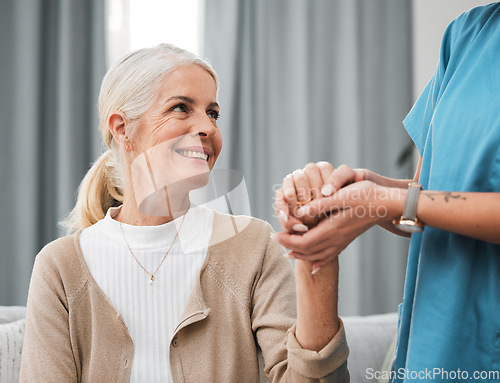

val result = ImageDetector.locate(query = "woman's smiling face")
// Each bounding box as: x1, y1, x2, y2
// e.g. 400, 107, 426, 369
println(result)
128, 64, 222, 202
134, 64, 222, 169
127, 64, 222, 214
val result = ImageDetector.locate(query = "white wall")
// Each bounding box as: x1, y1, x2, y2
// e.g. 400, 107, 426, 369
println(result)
412, 0, 493, 100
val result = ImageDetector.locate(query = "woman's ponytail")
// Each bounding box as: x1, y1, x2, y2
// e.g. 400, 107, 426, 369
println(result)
61, 150, 123, 234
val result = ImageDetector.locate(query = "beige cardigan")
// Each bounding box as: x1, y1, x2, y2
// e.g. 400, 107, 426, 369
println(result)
20, 212, 349, 382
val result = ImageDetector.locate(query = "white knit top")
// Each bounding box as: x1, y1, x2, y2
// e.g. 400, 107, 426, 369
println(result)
79, 205, 213, 382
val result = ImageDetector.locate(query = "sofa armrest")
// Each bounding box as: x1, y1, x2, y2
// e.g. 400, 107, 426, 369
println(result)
0, 306, 26, 324
0, 306, 26, 383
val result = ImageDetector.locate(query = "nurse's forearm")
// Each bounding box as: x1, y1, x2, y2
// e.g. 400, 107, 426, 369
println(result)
295, 259, 340, 351
361, 153, 422, 189
361, 171, 415, 237
415, 191, 500, 245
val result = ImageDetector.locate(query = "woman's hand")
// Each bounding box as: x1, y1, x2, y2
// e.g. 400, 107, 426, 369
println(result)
275, 161, 335, 232
315, 164, 368, 198
275, 163, 369, 232
274, 163, 404, 272
277, 180, 399, 270
274, 162, 346, 353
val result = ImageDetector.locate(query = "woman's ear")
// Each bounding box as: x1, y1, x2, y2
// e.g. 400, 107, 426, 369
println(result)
108, 111, 128, 145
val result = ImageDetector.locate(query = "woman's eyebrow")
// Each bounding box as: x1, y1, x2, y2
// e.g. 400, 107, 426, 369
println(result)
165, 96, 219, 109
165, 95, 195, 104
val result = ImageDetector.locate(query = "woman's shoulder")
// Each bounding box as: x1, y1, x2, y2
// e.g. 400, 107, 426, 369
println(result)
209, 211, 287, 266
462, 2, 500, 21
32, 233, 89, 297
448, 3, 500, 39
36, 234, 79, 265
210, 210, 274, 243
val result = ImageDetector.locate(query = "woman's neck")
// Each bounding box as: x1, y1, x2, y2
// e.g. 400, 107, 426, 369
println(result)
117, 188, 190, 226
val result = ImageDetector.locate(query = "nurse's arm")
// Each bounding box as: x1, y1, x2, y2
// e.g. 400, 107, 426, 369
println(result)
364, 156, 422, 237
387, 155, 500, 245
413, 189, 500, 245
319, 157, 500, 244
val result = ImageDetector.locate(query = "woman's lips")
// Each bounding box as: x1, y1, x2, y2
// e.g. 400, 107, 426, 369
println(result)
174, 146, 212, 162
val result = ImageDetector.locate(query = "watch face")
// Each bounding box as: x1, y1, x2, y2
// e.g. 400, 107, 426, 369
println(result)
394, 219, 424, 233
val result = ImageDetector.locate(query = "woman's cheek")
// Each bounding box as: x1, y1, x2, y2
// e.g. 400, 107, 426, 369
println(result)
149, 119, 185, 145
211, 136, 223, 166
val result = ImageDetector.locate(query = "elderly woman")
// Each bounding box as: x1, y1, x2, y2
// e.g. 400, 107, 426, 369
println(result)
19, 44, 348, 382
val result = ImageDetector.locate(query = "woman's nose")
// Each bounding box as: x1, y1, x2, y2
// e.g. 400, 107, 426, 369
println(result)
191, 114, 217, 137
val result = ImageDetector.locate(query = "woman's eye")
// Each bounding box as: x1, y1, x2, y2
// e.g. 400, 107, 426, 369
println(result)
208, 110, 220, 120
171, 104, 187, 113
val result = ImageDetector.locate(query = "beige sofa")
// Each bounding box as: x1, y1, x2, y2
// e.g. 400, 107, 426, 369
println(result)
0, 306, 396, 382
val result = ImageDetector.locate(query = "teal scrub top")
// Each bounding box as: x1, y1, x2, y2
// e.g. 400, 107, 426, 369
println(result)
393, 3, 500, 382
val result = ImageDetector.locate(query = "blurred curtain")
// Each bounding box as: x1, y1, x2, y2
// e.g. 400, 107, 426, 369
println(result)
0, 0, 106, 305
204, 0, 414, 315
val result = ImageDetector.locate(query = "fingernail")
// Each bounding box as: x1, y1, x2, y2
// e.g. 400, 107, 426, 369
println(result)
297, 206, 310, 217
278, 210, 288, 222
292, 169, 304, 176
311, 267, 322, 275
292, 224, 309, 232
321, 184, 335, 197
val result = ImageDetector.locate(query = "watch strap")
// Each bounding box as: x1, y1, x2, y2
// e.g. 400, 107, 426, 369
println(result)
402, 183, 422, 221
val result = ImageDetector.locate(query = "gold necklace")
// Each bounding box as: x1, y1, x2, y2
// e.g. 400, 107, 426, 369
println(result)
119, 214, 186, 285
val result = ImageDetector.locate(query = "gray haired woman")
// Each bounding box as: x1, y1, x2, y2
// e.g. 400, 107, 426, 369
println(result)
20, 44, 349, 382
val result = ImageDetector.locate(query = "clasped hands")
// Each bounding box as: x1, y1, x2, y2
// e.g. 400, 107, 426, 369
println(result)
273, 162, 391, 273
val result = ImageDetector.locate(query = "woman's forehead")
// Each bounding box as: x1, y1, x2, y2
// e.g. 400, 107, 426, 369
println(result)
155, 66, 218, 102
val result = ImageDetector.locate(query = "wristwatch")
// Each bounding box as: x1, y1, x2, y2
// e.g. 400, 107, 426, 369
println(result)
393, 182, 424, 233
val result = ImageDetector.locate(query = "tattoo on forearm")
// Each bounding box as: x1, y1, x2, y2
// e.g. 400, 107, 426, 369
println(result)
424, 192, 466, 203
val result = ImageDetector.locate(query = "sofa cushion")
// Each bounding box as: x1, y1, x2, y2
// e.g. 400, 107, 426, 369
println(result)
343, 312, 398, 383
0, 318, 25, 383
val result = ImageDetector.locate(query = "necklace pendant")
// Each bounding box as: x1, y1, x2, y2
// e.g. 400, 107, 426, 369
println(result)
120, 215, 185, 289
